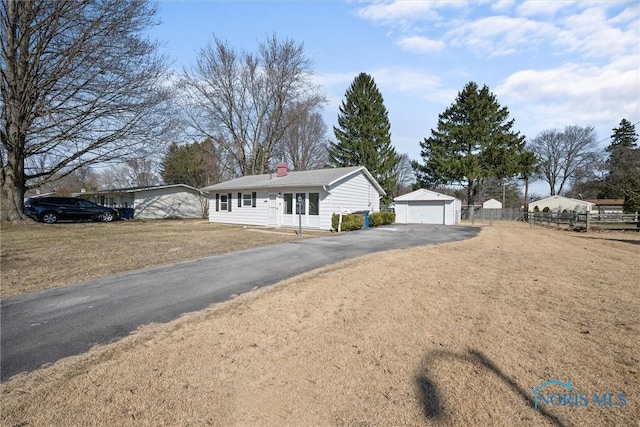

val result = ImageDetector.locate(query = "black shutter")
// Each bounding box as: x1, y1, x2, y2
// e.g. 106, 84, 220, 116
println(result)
238, 192, 242, 208
228, 193, 232, 212
252, 192, 257, 207
215, 194, 219, 212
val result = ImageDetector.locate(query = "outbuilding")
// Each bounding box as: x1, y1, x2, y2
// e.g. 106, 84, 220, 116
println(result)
394, 189, 461, 225
529, 195, 595, 213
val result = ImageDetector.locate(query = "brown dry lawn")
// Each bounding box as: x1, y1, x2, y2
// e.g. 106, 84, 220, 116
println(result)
0, 219, 319, 298
1, 222, 639, 426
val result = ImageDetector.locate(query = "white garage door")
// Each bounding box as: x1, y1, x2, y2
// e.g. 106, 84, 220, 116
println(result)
407, 201, 445, 224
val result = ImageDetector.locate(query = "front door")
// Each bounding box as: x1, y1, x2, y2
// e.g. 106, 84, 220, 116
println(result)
268, 193, 280, 226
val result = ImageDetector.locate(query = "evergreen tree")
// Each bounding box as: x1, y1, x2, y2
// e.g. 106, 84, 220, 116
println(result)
160, 139, 224, 188
599, 119, 640, 212
328, 73, 399, 203
413, 82, 528, 220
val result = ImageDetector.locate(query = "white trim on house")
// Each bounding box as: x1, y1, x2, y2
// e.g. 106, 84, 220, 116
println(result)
202, 166, 385, 230
393, 189, 461, 225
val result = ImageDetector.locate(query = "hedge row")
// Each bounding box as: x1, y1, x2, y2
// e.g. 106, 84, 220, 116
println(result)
331, 211, 396, 232
331, 213, 364, 231
369, 211, 395, 226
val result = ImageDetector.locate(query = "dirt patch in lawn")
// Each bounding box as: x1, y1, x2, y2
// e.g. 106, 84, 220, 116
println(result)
0, 219, 320, 298
1, 222, 638, 426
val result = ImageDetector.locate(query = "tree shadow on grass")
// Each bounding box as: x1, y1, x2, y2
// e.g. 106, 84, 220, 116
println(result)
415, 348, 566, 427
569, 234, 640, 246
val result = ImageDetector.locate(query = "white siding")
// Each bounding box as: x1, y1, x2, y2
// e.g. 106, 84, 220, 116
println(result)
483, 198, 502, 209
134, 188, 206, 219
395, 202, 409, 224
207, 170, 383, 230
529, 196, 594, 213
326, 171, 381, 215
209, 191, 270, 226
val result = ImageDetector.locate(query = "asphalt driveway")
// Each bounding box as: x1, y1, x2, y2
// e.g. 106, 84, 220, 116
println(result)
1, 224, 479, 381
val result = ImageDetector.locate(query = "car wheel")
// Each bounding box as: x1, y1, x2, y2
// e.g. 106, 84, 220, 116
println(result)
100, 212, 115, 222
41, 212, 58, 224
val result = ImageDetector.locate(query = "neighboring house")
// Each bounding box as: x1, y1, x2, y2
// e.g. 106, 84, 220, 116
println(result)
529, 195, 595, 213
482, 198, 503, 209
201, 164, 385, 230
393, 189, 461, 225
74, 184, 208, 219
585, 199, 625, 214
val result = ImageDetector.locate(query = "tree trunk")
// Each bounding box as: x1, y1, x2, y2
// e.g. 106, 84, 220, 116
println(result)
467, 182, 475, 224
523, 177, 530, 221
1, 149, 28, 223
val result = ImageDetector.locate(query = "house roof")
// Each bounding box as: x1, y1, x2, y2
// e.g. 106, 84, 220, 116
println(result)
74, 184, 206, 196
201, 166, 385, 195
585, 199, 625, 206
394, 188, 457, 202
531, 195, 595, 206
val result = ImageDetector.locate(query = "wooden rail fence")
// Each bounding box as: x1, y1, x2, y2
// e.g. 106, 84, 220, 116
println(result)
529, 212, 640, 232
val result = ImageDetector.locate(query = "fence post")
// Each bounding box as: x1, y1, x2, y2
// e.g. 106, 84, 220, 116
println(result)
586, 211, 590, 232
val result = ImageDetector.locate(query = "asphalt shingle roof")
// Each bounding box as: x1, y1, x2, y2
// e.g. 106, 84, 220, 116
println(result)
201, 166, 382, 192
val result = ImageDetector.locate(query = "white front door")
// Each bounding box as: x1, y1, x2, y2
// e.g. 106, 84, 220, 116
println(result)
268, 193, 280, 226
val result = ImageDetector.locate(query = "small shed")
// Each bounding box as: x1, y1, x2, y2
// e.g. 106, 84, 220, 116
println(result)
483, 198, 503, 209
394, 189, 461, 225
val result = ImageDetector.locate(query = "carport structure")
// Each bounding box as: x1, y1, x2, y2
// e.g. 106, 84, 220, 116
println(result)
394, 189, 461, 225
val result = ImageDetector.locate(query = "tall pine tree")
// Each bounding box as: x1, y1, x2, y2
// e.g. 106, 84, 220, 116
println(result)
599, 119, 640, 212
413, 82, 528, 221
329, 73, 399, 203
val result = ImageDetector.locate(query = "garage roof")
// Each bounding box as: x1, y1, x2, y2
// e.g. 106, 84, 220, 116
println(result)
394, 188, 457, 202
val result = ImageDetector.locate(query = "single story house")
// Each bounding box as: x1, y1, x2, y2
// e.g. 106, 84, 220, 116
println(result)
529, 195, 595, 213
200, 164, 385, 230
585, 199, 625, 214
74, 184, 208, 219
482, 198, 503, 209
393, 189, 461, 225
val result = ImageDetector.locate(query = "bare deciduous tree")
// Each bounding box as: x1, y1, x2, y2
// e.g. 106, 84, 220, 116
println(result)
99, 159, 160, 189
178, 34, 326, 176
529, 125, 601, 196
1, 0, 173, 222
274, 103, 328, 171
394, 153, 415, 197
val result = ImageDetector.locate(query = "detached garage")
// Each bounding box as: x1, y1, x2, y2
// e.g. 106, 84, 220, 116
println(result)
394, 189, 461, 225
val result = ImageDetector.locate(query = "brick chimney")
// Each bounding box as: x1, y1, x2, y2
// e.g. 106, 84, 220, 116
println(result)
276, 162, 288, 177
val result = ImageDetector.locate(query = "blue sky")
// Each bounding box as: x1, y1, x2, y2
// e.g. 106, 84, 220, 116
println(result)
149, 0, 639, 194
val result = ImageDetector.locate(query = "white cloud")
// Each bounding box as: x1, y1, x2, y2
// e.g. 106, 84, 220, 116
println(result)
446, 15, 556, 57
517, 0, 576, 17
491, 0, 516, 13
496, 55, 640, 135
354, 0, 467, 26
397, 36, 445, 53
554, 6, 640, 58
